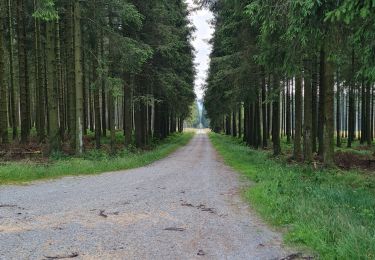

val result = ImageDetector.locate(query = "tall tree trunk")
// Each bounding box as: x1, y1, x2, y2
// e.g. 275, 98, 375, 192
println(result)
267, 75, 272, 139
318, 49, 325, 155
82, 47, 88, 135
255, 93, 262, 149
312, 57, 318, 153
366, 82, 372, 145
238, 104, 242, 138
8, 0, 17, 140
225, 114, 231, 136
286, 79, 291, 143
294, 75, 302, 160
108, 90, 115, 153
36, 17, 46, 142
66, 0, 76, 149
243, 101, 248, 142
262, 69, 268, 147
100, 34, 107, 137
46, 21, 60, 152
74, 0, 84, 154
55, 20, 64, 137
336, 73, 341, 147
361, 81, 366, 144
33, 0, 40, 139
323, 47, 335, 167
124, 79, 132, 147
232, 111, 237, 137
272, 75, 281, 156
348, 50, 355, 147
0, 2, 8, 144
93, 58, 101, 149
303, 63, 313, 162
16, 0, 30, 143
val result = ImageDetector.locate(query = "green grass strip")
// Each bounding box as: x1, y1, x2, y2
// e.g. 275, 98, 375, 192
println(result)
0, 132, 194, 185
209, 133, 375, 260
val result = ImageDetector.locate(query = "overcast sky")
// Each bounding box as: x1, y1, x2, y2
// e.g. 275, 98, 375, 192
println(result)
186, 0, 214, 100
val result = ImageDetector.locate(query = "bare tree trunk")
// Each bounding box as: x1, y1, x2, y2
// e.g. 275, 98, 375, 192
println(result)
262, 69, 268, 147
232, 111, 237, 137
16, 0, 30, 143
46, 21, 60, 152
336, 72, 341, 147
8, 0, 17, 140
323, 46, 335, 167
294, 74, 302, 160
66, 0, 76, 149
100, 33, 107, 137
272, 75, 281, 156
348, 50, 355, 147
0, 1, 8, 144
74, 0, 84, 154
303, 62, 313, 162
312, 57, 318, 153
286, 79, 291, 143
238, 104, 242, 138
55, 20, 65, 137
124, 79, 132, 147
366, 83, 372, 145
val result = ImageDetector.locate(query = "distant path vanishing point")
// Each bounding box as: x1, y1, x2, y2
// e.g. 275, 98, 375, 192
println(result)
0, 133, 292, 260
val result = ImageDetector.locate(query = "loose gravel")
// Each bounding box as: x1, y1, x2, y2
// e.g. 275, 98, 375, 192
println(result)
0, 133, 293, 260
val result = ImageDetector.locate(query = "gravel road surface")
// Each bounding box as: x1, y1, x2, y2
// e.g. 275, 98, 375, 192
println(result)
0, 133, 293, 260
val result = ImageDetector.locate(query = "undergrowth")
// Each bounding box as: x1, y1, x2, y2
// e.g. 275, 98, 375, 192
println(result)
0, 132, 194, 185
210, 133, 375, 260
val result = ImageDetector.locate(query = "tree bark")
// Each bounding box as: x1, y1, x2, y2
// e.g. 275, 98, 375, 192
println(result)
286, 79, 291, 144
100, 34, 107, 137
0, 2, 8, 144
318, 49, 325, 155
124, 79, 132, 147
16, 0, 30, 143
366, 82, 372, 145
303, 62, 313, 162
348, 50, 355, 147
74, 0, 84, 154
66, 0, 76, 149
272, 75, 281, 156
46, 21, 60, 152
294, 75, 302, 160
232, 111, 237, 137
323, 47, 335, 167
262, 69, 268, 147
7, 0, 17, 140
93, 58, 101, 149
312, 57, 318, 153
336, 73, 341, 147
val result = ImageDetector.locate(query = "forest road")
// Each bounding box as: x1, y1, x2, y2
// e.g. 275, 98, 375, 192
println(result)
0, 133, 293, 260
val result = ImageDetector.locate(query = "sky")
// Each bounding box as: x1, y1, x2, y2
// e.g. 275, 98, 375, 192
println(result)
185, 0, 214, 100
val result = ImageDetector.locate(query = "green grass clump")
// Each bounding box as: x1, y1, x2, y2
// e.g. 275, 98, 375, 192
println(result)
209, 133, 375, 260
0, 132, 194, 185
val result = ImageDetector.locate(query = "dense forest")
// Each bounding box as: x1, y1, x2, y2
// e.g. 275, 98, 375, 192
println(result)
0, 0, 195, 154
203, 0, 375, 166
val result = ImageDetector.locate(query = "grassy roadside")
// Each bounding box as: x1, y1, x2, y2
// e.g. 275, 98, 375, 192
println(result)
0, 132, 194, 185
209, 133, 375, 260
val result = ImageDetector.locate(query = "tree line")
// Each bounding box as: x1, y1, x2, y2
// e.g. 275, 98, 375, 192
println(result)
0, 0, 195, 154
203, 0, 375, 166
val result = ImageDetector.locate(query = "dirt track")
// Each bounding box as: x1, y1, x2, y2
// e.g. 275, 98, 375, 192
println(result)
0, 133, 292, 259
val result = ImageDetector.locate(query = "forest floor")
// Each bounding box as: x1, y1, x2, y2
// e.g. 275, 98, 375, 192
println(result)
277, 137, 375, 172
0, 133, 304, 260
210, 133, 375, 259
0, 132, 193, 185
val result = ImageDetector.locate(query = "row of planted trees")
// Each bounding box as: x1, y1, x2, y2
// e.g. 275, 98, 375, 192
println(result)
0, 0, 196, 154
203, 0, 375, 167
